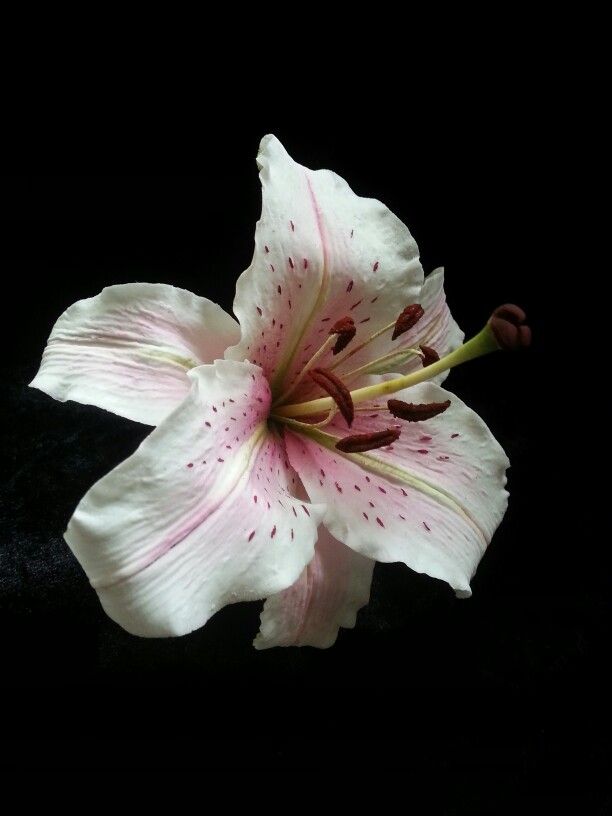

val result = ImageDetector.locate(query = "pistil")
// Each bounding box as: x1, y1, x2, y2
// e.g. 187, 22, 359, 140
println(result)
275, 313, 524, 420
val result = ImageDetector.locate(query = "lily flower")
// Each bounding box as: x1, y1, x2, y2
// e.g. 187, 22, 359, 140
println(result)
31, 136, 530, 648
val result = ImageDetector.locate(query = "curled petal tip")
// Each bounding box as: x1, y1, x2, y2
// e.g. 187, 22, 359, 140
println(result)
489, 304, 531, 351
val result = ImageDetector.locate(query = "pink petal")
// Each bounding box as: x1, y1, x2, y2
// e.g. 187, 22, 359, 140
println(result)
30, 283, 240, 426
64, 360, 323, 637
285, 383, 509, 596
254, 526, 373, 650
225, 135, 424, 396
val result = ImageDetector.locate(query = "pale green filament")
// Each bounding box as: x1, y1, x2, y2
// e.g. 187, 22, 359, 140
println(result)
340, 346, 422, 382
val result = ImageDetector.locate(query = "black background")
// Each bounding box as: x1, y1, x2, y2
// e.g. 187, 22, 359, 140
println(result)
0, 102, 606, 789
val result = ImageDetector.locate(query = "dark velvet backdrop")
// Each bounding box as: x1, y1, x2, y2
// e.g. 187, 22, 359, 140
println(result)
0, 118, 606, 779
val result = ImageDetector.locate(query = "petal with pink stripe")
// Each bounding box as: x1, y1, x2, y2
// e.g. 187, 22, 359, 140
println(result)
254, 526, 374, 649
31, 283, 239, 425
285, 382, 509, 596
226, 135, 424, 398
64, 359, 323, 637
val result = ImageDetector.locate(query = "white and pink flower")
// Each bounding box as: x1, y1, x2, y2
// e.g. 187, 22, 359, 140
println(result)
31, 136, 530, 648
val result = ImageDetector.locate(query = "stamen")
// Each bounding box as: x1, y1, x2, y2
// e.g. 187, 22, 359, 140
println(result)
420, 345, 440, 367
392, 304, 425, 341
309, 367, 354, 426
330, 316, 356, 355
387, 399, 451, 422
272, 333, 336, 406
336, 428, 401, 453
327, 305, 420, 371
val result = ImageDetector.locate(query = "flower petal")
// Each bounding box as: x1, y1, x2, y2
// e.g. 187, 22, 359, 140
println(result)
30, 283, 240, 425
285, 382, 509, 596
225, 135, 424, 396
64, 359, 323, 637
254, 526, 374, 650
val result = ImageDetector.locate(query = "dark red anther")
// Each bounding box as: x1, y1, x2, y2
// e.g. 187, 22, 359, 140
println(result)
489, 304, 531, 351
329, 316, 356, 355
420, 345, 439, 367
309, 367, 354, 427
335, 427, 401, 453
392, 304, 424, 341
387, 398, 451, 422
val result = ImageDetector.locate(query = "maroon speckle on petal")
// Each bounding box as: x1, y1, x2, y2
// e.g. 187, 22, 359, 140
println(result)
417, 449, 429, 454
401, 488, 408, 496
292, 506, 297, 517
271, 526, 277, 538
205, 421, 211, 427
335, 482, 343, 493
277, 284, 282, 294
217, 458, 224, 463
423, 522, 431, 532
291, 529, 294, 540
373, 261, 379, 272
290, 220, 295, 231
346, 280, 354, 293
354, 485, 361, 491
363, 512, 369, 520
264, 245, 269, 253
248, 530, 256, 541
187, 462, 193, 468
257, 306, 262, 316
451, 433, 460, 438
376, 517, 385, 527
302, 505, 310, 516
253, 495, 258, 503
378, 486, 387, 494
288, 257, 294, 268
303, 258, 308, 269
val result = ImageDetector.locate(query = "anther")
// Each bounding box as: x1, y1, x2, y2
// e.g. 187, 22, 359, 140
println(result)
387, 398, 451, 422
489, 304, 531, 351
335, 427, 401, 453
392, 304, 424, 341
420, 345, 439, 367
309, 367, 354, 426
330, 316, 356, 355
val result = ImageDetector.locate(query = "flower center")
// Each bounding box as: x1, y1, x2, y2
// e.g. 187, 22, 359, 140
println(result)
269, 302, 530, 452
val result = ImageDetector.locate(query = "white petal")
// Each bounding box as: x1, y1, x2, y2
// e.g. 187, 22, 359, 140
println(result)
31, 283, 240, 425
226, 135, 424, 397
254, 527, 374, 649
64, 359, 324, 637
285, 383, 509, 596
